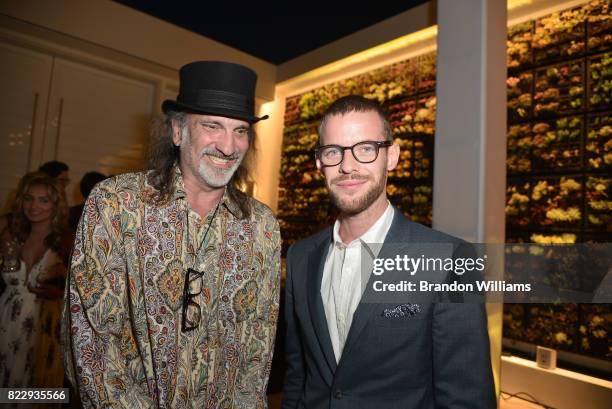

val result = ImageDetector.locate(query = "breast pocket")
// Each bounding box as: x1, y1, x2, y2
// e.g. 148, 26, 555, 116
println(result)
372, 303, 429, 329
373, 316, 425, 329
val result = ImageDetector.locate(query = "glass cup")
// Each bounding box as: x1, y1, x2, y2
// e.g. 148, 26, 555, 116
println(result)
1, 239, 21, 272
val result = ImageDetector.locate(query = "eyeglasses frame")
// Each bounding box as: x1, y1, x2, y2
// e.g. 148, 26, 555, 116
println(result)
181, 267, 205, 332
314, 140, 393, 167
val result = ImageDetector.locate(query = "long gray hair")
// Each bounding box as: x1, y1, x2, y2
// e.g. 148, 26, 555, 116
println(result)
146, 110, 255, 218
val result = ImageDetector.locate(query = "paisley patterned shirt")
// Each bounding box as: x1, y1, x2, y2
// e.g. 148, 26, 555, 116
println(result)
62, 168, 281, 408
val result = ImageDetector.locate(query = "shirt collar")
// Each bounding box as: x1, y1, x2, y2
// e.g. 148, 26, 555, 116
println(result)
169, 165, 243, 219
332, 201, 395, 248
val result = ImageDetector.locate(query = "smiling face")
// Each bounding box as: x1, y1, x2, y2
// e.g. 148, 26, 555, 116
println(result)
22, 184, 57, 224
317, 110, 399, 216
173, 113, 251, 190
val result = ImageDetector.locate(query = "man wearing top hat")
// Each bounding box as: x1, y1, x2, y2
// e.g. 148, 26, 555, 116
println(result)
63, 61, 281, 408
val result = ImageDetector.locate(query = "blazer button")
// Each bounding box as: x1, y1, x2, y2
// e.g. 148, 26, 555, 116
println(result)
334, 390, 343, 399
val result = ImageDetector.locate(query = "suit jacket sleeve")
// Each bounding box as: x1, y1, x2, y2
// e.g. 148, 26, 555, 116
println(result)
281, 244, 306, 409
432, 243, 496, 409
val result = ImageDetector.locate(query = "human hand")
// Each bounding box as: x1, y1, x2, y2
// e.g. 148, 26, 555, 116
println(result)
28, 281, 64, 299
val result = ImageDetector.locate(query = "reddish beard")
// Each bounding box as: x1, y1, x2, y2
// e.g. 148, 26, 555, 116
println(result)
330, 174, 369, 185
328, 173, 386, 216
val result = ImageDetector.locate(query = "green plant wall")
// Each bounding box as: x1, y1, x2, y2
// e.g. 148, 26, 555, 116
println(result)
278, 0, 611, 364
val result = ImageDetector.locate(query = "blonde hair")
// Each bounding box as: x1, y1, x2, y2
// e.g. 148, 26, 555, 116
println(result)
11, 171, 68, 252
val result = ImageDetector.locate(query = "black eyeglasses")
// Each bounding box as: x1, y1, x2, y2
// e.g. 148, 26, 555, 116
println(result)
182, 268, 204, 332
315, 140, 392, 167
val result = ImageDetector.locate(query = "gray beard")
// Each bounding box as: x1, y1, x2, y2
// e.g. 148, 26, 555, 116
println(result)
180, 127, 243, 188
197, 154, 242, 188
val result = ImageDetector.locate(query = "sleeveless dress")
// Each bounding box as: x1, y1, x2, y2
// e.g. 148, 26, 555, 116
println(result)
0, 249, 64, 387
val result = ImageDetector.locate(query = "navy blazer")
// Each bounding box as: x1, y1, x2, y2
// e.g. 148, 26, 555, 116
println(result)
282, 209, 496, 409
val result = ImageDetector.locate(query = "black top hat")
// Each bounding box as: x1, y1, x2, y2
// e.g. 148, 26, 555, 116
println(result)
162, 61, 268, 123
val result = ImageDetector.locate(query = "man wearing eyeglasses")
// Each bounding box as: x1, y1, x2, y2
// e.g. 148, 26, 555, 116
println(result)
63, 61, 281, 408
282, 95, 495, 408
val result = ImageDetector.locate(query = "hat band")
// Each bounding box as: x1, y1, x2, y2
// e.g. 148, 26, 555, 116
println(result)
179, 89, 254, 113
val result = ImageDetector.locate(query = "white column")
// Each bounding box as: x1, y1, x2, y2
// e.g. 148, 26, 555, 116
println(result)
433, 0, 507, 402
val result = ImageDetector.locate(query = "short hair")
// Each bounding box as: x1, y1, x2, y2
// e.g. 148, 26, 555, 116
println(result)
80, 171, 107, 198
317, 95, 393, 144
38, 161, 69, 178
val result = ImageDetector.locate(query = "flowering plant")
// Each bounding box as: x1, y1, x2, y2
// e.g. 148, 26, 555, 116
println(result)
585, 176, 611, 229
277, 186, 329, 219
411, 185, 432, 225
504, 304, 579, 350
506, 182, 530, 226
532, 117, 582, 170
413, 96, 436, 135
530, 177, 582, 226
508, 41, 530, 68
507, 123, 532, 173
388, 143, 412, 179
298, 90, 331, 120
503, 1, 611, 362
279, 154, 323, 186
507, 73, 533, 121
534, 63, 584, 116
279, 218, 331, 251
387, 184, 432, 225
505, 303, 610, 359
588, 53, 611, 109
416, 53, 436, 93
413, 141, 431, 180
283, 123, 318, 150
284, 96, 302, 125
364, 81, 405, 103
284, 132, 318, 153
531, 233, 577, 244
388, 100, 416, 135
362, 59, 415, 97
586, 0, 612, 53
586, 114, 612, 169
508, 21, 533, 69
297, 79, 359, 120
577, 305, 611, 357
533, 7, 586, 63
387, 184, 412, 208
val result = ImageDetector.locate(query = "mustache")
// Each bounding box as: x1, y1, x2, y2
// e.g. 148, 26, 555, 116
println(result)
199, 148, 241, 161
330, 174, 370, 185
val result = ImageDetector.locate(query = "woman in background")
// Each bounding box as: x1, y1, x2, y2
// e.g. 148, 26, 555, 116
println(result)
0, 172, 69, 387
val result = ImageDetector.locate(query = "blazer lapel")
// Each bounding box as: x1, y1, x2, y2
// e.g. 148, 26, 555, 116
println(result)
337, 209, 412, 368
306, 232, 338, 375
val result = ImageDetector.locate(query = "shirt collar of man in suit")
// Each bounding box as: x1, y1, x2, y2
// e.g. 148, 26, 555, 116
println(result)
332, 200, 394, 257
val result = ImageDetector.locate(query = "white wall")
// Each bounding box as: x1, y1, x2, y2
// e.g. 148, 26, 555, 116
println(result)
0, 0, 276, 101
0, 0, 279, 209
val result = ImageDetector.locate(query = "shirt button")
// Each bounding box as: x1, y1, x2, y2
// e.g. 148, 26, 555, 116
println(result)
338, 314, 345, 323
334, 389, 343, 399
